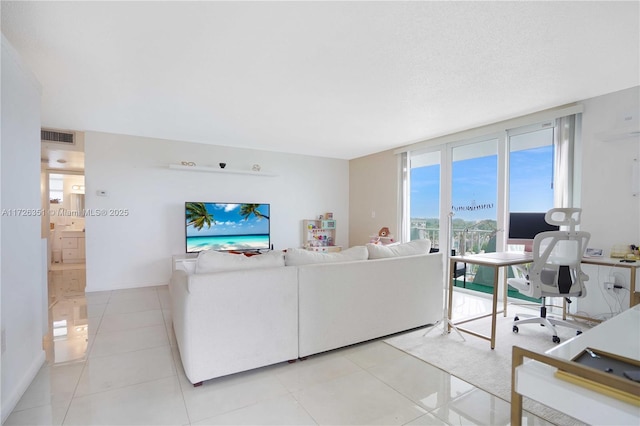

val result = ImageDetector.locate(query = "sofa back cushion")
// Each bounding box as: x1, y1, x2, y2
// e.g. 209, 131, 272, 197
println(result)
195, 250, 285, 273
366, 239, 432, 259
284, 246, 368, 266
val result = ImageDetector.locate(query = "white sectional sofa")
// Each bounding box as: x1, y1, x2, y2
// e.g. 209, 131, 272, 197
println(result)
170, 240, 443, 385
298, 253, 443, 357
170, 266, 299, 385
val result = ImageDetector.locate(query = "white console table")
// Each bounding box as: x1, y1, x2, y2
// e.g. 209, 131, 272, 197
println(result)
172, 254, 197, 273
511, 305, 640, 425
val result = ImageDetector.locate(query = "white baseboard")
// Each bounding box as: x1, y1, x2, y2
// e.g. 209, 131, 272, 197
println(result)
1, 350, 46, 423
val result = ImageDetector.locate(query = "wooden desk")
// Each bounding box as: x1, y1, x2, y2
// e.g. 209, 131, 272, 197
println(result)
449, 252, 533, 349
582, 257, 640, 307
511, 305, 640, 425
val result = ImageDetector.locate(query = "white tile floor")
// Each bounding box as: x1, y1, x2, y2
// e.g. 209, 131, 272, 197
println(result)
5, 265, 553, 425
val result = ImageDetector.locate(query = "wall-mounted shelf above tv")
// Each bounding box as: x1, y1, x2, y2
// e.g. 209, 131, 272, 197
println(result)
168, 164, 277, 177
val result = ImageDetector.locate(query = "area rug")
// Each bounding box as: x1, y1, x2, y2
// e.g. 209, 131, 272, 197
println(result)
384, 312, 590, 425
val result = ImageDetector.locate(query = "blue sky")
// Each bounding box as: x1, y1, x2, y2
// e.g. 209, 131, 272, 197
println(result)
186, 203, 270, 237
451, 156, 497, 220
509, 146, 554, 211
410, 145, 553, 221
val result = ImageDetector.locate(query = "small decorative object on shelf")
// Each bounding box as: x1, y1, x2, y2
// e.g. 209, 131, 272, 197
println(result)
252, 164, 261, 171
326, 212, 334, 219
168, 164, 277, 176
321, 219, 336, 229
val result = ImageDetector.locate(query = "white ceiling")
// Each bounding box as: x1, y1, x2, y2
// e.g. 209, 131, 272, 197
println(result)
2, 1, 639, 160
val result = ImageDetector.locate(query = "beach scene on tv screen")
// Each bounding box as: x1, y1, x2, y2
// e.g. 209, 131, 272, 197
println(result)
186, 203, 270, 252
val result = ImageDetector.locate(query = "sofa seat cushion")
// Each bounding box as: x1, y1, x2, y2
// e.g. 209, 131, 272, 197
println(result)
366, 239, 432, 259
195, 250, 285, 273
284, 246, 368, 266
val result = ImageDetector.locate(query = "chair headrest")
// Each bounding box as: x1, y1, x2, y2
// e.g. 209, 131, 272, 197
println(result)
545, 208, 581, 230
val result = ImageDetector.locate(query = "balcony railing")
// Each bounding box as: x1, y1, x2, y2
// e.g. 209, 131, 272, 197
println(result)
410, 219, 496, 255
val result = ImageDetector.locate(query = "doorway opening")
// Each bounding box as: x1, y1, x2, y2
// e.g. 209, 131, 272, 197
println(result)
48, 172, 86, 267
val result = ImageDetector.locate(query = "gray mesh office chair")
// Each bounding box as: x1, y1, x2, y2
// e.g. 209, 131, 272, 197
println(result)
508, 208, 590, 343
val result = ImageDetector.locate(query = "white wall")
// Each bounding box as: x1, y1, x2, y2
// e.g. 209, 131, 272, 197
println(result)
577, 86, 639, 318
84, 132, 349, 291
1, 35, 45, 422
580, 86, 640, 252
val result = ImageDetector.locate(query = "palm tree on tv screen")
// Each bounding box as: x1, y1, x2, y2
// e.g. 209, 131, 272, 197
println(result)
186, 202, 214, 230
239, 204, 269, 221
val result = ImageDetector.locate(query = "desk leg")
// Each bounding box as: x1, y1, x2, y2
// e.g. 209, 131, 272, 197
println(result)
631, 267, 638, 307
490, 265, 499, 349
503, 265, 508, 317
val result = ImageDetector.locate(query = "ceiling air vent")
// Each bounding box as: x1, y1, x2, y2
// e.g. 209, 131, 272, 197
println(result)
41, 129, 75, 145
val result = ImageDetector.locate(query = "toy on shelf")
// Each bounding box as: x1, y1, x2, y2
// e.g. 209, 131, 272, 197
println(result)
303, 217, 341, 252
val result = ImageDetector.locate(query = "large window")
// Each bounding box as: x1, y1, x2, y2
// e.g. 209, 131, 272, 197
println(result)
509, 126, 554, 213
405, 112, 580, 297
49, 174, 64, 205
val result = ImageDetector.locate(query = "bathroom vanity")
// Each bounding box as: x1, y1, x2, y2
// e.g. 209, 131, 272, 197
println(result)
61, 230, 85, 263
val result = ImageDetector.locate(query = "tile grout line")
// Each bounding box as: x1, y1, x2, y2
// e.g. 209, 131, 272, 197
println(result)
158, 287, 193, 425
359, 359, 434, 425
58, 288, 111, 425
61, 288, 180, 423
93, 311, 167, 336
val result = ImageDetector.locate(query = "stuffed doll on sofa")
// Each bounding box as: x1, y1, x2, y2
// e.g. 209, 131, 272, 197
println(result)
370, 227, 395, 245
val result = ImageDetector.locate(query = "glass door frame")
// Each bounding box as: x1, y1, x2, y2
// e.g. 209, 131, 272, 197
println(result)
408, 132, 509, 258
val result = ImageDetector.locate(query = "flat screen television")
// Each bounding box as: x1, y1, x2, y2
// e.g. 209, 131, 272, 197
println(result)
185, 202, 270, 253
507, 212, 559, 252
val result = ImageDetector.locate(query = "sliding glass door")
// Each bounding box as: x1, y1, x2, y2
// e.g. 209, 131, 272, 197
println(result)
451, 139, 498, 256
450, 139, 500, 292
